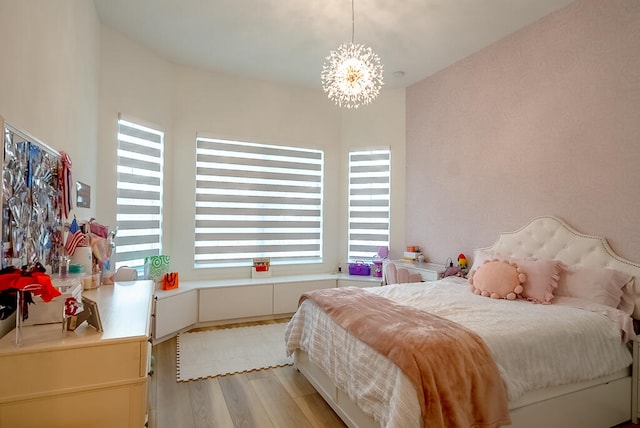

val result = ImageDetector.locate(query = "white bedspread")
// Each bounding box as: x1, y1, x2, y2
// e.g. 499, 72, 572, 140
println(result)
285, 278, 633, 428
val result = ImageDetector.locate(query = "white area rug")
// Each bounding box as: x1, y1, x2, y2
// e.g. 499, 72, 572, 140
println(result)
176, 322, 293, 382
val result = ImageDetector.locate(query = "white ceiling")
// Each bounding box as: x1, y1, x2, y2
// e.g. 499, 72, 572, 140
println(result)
93, 0, 575, 89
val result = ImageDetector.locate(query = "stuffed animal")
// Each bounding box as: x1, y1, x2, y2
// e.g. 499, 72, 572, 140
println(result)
457, 253, 468, 269
443, 257, 461, 277
468, 259, 526, 300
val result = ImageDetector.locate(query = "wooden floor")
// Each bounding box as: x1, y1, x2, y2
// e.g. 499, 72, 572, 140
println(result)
148, 319, 347, 428
149, 320, 639, 428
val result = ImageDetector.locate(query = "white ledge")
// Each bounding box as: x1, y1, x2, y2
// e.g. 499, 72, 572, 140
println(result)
154, 273, 383, 300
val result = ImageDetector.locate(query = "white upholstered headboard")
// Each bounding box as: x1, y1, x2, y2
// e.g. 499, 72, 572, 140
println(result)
481, 215, 640, 318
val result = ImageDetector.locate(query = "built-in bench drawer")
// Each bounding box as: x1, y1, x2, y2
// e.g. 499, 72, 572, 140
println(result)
273, 280, 335, 314
198, 284, 273, 322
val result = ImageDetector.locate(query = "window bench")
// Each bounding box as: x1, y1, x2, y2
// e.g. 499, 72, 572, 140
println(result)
152, 273, 383, 343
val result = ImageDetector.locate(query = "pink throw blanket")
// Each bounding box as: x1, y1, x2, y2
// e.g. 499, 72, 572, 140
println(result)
300, 287, 511, 428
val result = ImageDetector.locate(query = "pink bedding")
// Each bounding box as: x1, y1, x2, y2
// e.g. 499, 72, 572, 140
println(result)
300, 286, 511, 428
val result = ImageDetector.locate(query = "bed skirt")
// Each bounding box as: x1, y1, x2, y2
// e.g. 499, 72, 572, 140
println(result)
294, 350, 631, 428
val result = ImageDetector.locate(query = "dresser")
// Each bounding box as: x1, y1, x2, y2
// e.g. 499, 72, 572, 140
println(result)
0, 280, 153, 428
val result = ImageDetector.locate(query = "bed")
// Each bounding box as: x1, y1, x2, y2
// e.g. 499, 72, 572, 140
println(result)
285, 216, 640, 427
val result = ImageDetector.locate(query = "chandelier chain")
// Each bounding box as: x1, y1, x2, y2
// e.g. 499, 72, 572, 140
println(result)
351, 0, 355, 44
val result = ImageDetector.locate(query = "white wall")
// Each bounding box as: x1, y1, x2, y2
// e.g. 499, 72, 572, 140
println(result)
0, 0, 99, 220
97, 25, 175, 256
98, 23, 406, 280
0, 0, 100, 336
0, 0, 405, 296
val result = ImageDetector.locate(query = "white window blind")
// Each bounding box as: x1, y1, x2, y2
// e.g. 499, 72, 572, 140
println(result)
348, 149, 391, 260
195, 137, 323, 268
115, 116, 164, 273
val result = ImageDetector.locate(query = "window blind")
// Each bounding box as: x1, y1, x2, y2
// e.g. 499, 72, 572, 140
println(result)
195, 137, 323, 268
115, 116, 164, 273
348, 149, 391, 260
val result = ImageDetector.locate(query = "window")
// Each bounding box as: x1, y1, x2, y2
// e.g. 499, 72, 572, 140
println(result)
115, 115, 164, 273
348, 149, 391, 261
195, 137, 323, 268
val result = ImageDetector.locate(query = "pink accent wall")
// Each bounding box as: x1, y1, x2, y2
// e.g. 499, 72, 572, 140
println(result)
406, 0, 640, 265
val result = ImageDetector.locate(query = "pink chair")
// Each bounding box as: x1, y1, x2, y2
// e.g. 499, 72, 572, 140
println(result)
385, 262, 398, 284
385, 262, 422, 284
398, 268, 422, 283
397, 267, 411, 283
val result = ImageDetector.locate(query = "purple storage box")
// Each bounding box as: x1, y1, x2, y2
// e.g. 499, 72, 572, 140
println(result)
349, 262, 371, 276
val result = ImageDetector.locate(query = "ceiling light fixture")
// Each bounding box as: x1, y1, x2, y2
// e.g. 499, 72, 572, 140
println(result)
321, 0, 384, 109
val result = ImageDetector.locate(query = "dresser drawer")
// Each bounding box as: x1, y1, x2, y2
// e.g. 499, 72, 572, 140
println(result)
0, 340, 145, 400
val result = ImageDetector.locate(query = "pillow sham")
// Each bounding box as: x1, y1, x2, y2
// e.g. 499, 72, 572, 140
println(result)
556, 266, 634, 313
469, 249, 492, 274
470, 249, 564, 304
513, 259, 564, 304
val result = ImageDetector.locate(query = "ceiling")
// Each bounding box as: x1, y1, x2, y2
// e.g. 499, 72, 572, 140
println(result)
93, 0, 575, 89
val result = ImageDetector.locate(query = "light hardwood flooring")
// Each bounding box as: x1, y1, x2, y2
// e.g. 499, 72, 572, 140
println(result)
149, 319, 640, 428
148, 318, 347, 428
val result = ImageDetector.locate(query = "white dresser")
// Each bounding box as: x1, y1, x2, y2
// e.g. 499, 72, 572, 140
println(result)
0, 280, 153, 428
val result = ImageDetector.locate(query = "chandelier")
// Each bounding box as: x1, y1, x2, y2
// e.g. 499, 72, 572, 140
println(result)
321, 0, 384, 109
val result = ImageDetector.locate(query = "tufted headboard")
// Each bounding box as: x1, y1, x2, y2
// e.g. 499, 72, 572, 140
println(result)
480, 215, 640, 318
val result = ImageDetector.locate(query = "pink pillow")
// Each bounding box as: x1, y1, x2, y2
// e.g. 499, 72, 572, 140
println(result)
515, 259, 564, 304
470, 250, 563, 303
619, 279, 636, 316
468, 259, 526, 300
556, 266, 634, 313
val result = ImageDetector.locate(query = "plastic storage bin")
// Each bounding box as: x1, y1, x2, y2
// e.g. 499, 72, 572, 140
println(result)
349, 262, 371, 276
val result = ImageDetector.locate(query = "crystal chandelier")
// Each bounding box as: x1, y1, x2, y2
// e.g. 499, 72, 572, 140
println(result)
321, 0, 384, 109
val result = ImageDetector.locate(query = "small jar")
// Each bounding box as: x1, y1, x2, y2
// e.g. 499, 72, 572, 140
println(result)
68, 264, 85, 276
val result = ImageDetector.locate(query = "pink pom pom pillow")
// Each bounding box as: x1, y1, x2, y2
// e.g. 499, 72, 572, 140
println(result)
468, 259, 526, 300
470, 250, 564, 303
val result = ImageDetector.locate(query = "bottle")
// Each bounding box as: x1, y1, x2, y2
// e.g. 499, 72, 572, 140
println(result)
59, 256, 70, 278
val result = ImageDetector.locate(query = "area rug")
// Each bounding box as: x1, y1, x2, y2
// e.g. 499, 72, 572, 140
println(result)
176, 322, 293, 382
